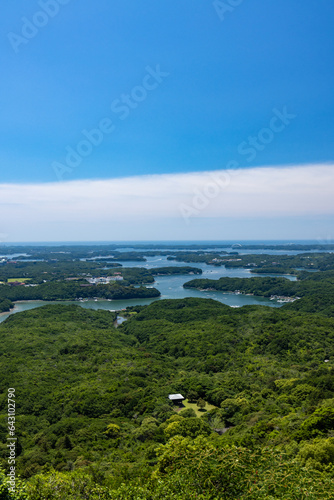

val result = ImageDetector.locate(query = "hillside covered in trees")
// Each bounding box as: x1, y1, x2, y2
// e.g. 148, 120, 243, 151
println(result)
1, 294, 334, 498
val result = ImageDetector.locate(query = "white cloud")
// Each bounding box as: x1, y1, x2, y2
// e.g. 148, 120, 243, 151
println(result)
0, 163, 333, 241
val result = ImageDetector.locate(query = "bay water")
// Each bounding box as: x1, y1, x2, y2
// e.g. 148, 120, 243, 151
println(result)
0, 255, 298, 323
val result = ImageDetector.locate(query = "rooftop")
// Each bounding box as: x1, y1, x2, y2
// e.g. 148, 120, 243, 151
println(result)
168, 394, 184, 400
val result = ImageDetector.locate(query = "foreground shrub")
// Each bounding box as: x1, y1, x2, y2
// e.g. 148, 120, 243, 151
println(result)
27, 437, 334, 499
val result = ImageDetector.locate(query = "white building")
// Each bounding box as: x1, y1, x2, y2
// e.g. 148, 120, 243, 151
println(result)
87, 276, 123, 285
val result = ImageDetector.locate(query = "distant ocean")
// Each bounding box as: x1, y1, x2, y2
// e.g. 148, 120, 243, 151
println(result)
0, 240, 328, 246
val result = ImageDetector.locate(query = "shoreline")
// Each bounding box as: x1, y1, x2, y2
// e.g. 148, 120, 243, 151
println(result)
185, 287, 295, 302
0, 298, 152, 322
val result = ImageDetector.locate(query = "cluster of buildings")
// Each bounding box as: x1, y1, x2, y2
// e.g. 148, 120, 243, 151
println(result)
211, 258, 242, 264
270, 295, 300, 303
86, 274, 123, 285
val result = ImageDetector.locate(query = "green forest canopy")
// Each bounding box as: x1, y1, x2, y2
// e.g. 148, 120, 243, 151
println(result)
0, 294, 334, 498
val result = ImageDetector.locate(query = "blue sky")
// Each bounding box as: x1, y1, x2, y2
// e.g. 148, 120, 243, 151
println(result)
1, 0, 334, 241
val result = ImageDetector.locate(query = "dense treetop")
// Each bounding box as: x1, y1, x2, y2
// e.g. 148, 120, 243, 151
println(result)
0, 294, 334, 498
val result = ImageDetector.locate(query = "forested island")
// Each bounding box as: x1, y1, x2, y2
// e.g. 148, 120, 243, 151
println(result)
0, 281, 161, 304
169, 251, 334, 274
0, 261, 204, 312
184, 271, 334, 317
150, 266, 202, 276
1, 244, 334, 498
